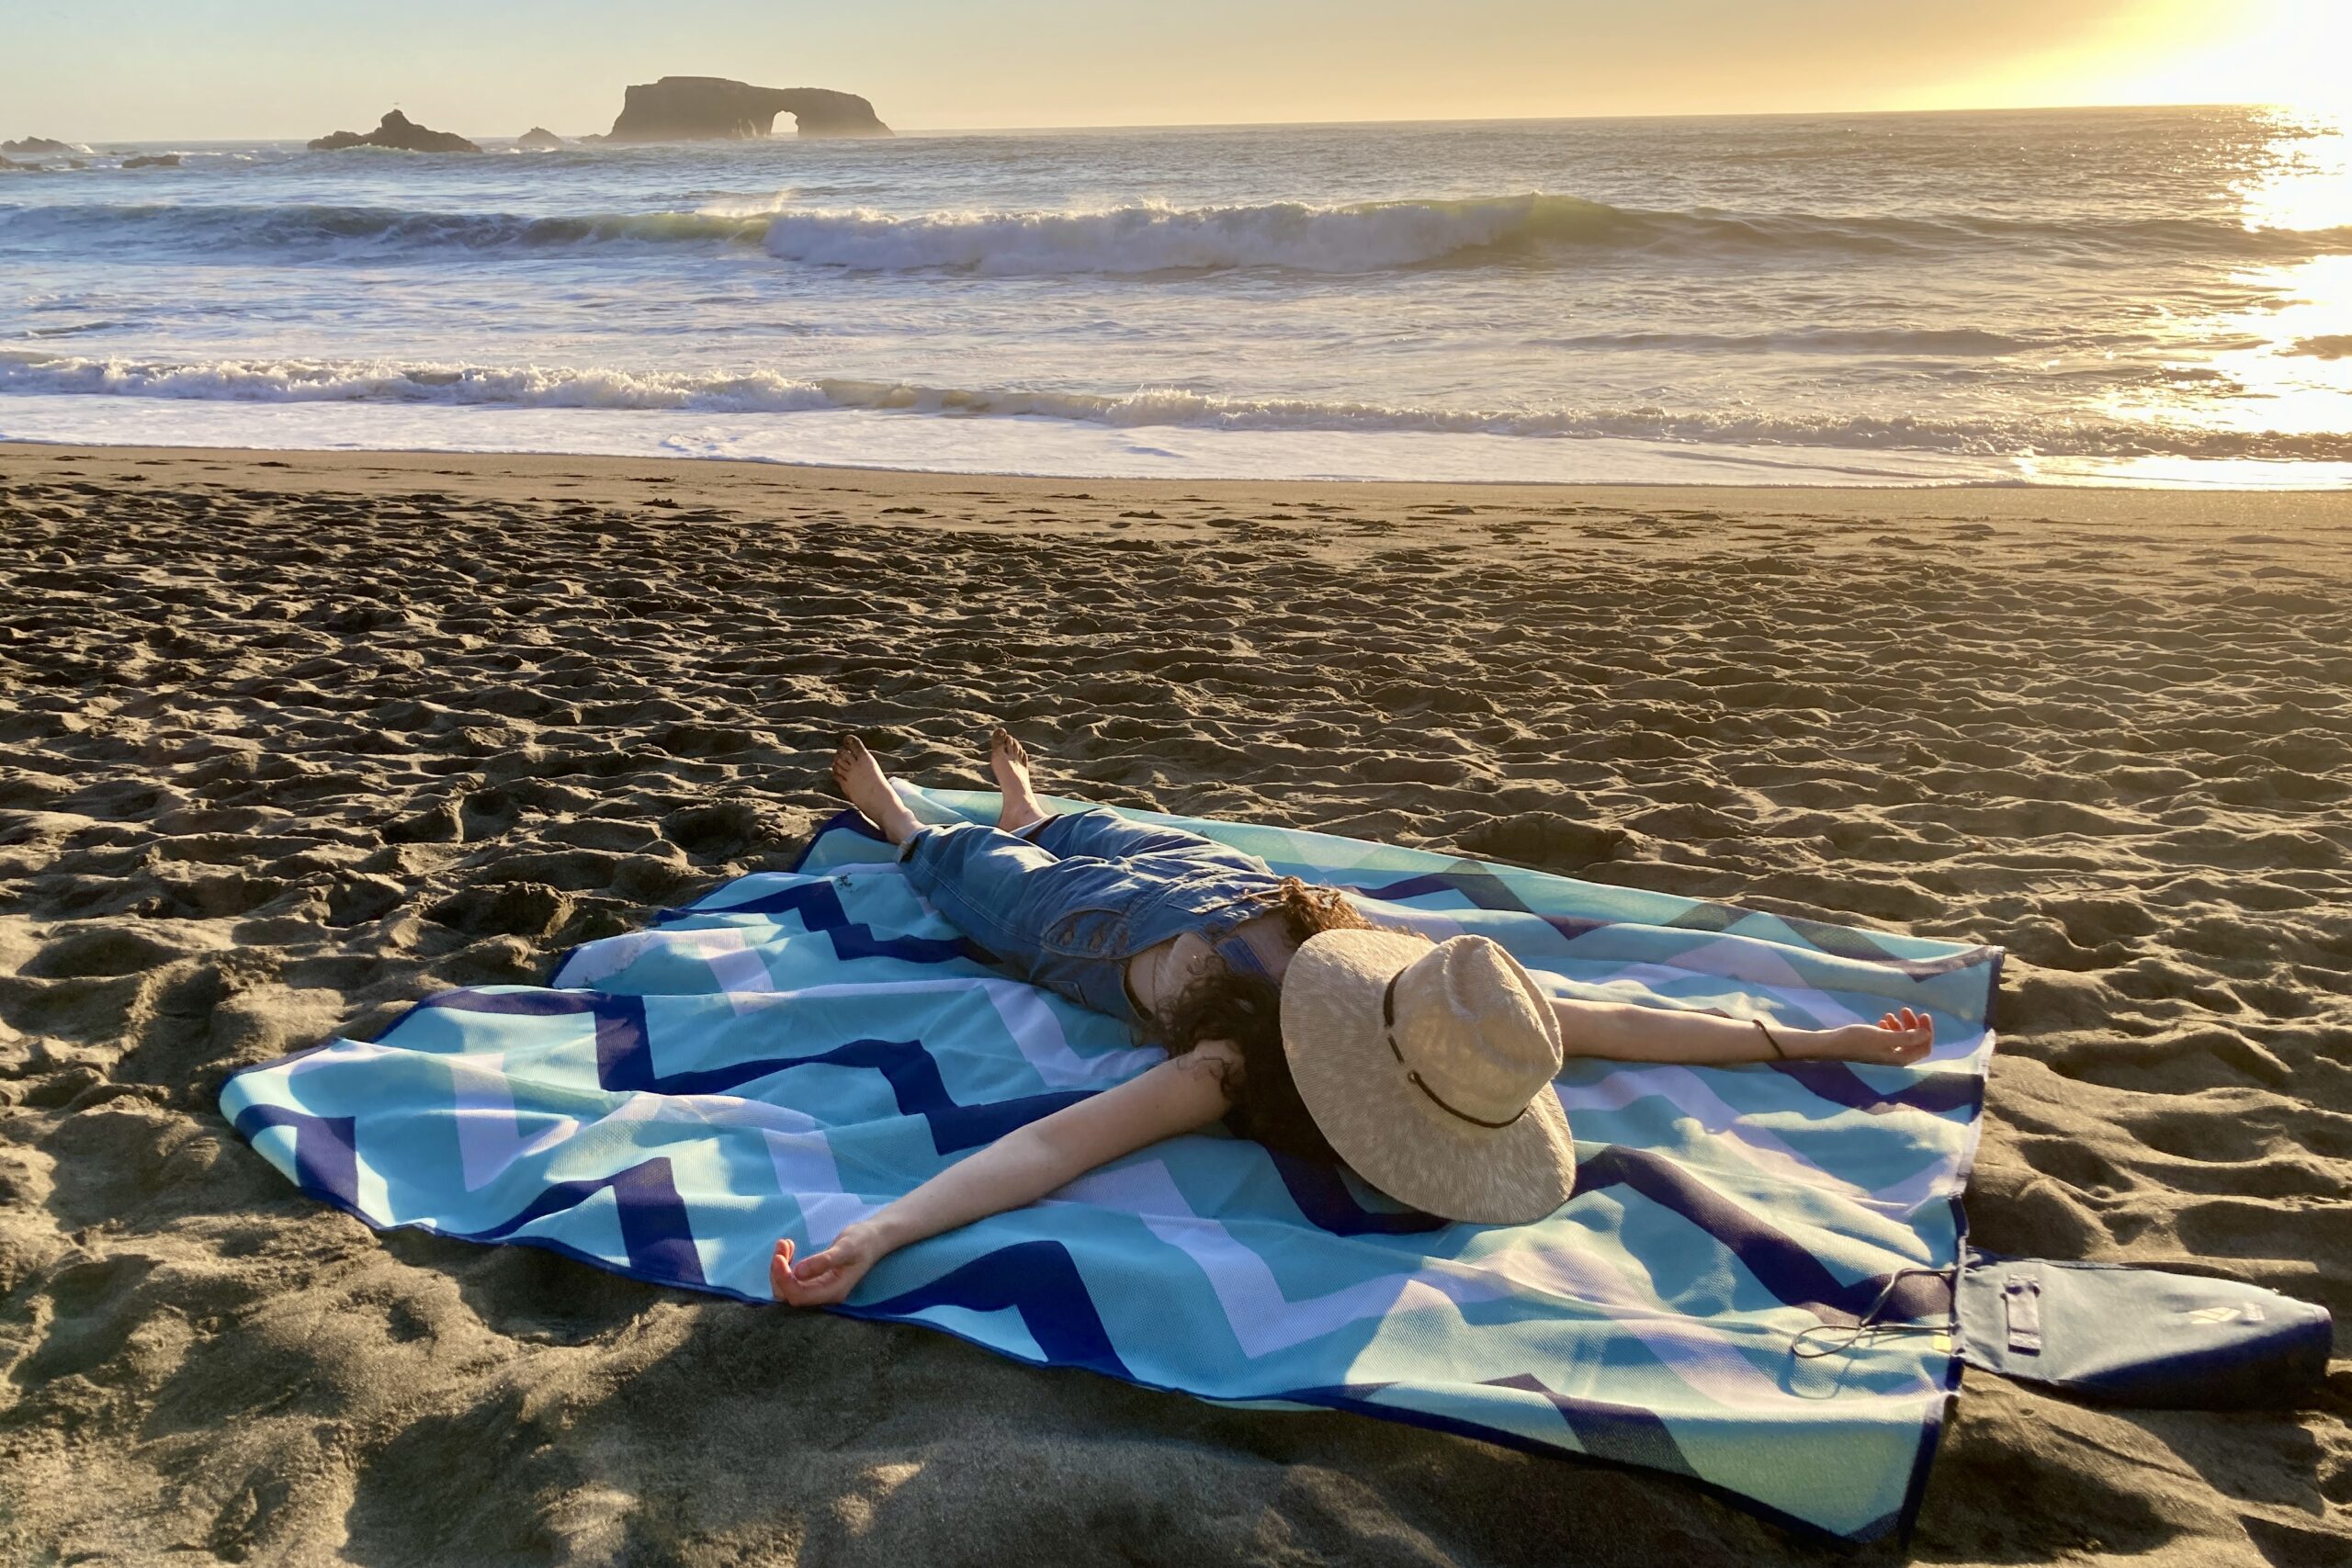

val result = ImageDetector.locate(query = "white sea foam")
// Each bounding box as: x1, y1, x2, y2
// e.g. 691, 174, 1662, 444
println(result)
10, 390, 2348, 490
694, 189, 800, 219
6, 350, 2347, 462
0, 353, 832, 412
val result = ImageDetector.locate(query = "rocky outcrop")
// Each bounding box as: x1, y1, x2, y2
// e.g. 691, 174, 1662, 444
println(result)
3, 136, 73, 155
515, 127, 564, 151
309, 111, 481, 154
122, 154, 180, 169
0, 155, 36, 173
605, 77, 889, 141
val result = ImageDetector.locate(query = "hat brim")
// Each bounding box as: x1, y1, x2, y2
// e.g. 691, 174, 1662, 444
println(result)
1280, 929, 1576, 1225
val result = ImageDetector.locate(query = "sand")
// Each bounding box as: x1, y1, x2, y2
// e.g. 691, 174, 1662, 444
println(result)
0, 443, 2346, 1565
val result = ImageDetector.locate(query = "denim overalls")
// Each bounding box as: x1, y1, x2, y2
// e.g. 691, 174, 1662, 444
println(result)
900, 808, 1286, 1026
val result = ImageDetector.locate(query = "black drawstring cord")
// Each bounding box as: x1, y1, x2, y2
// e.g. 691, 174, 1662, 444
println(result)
1790, 1264, 1960, 1359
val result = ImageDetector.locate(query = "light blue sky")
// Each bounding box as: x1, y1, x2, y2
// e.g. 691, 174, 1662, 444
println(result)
0, 0, 2309, 141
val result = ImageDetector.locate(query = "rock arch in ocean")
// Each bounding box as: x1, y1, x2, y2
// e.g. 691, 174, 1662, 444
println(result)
605, 77, 891, 141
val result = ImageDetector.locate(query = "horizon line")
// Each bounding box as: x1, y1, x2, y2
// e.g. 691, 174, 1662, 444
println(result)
17, 98, 2322, 145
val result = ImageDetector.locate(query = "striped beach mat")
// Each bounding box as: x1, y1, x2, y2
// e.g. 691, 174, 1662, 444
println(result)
220, 786, 2001, 1541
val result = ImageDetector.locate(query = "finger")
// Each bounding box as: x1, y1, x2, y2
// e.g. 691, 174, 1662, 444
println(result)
772, 1245, 807, 1304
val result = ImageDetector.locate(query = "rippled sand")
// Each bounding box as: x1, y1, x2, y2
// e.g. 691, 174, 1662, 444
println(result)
1, 446, 2346, 1564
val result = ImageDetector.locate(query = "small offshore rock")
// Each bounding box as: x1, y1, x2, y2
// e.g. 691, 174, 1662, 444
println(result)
309, 110, 481, 154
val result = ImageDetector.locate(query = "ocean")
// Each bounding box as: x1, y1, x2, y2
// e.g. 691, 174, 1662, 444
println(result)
3, 107, 2348, 486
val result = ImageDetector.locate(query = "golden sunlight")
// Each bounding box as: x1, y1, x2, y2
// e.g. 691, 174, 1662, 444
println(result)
2112, 1, 2352, 113
1944, 0, 2352, 115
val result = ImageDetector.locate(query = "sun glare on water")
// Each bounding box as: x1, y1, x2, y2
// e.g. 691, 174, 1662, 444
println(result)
2205, 107, 2352, 416
2085, 98, 2352, 485
2152, 6, 2352, 478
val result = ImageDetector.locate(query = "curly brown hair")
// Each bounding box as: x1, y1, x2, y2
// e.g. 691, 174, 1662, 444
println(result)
1155, 879, 1412, 1164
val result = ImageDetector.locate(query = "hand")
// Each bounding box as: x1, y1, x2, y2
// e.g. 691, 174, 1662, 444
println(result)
771, 1224, 887, 1307
1800, 1008, 1935, 1066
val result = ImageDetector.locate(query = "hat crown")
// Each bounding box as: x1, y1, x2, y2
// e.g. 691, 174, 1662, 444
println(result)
1392, 936, 1563, 1125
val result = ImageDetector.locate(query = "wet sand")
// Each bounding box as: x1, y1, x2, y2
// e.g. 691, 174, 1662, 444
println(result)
1, 444, 2346, 1564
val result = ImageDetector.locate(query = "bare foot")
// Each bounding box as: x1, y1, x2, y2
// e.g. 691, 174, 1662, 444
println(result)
831, 735, 921, 844
990, 728, 1050, 834
1796, 1008, 1936, 1066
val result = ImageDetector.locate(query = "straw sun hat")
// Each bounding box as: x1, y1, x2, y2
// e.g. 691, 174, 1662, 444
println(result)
1280, 930, 1576, 1224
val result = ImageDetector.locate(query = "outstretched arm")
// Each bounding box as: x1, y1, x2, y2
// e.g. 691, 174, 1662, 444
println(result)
772, 1044, 1238, 1306
1552, 998, 1935, 1067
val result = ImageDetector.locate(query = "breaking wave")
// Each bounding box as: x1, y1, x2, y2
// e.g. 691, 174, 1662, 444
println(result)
5, 350, 2346, 461
759, 196, 2352, 275
0, 203, 776, 256
4, 192, 2346, 273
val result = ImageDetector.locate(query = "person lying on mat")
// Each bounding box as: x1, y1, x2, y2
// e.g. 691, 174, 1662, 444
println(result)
771, 731, 1935, 1306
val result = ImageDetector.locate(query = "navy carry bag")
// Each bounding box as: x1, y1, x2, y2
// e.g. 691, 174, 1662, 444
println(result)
1955, 1248, 2334, 1410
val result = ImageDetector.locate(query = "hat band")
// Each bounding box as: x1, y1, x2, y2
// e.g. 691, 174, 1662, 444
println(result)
1382, 974, 1528, 1132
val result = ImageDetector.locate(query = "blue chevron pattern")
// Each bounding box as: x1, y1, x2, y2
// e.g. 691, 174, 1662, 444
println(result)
220, 786, 1999, 1542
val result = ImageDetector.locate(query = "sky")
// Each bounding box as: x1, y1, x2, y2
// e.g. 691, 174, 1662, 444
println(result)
2, 0, 2344, 141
